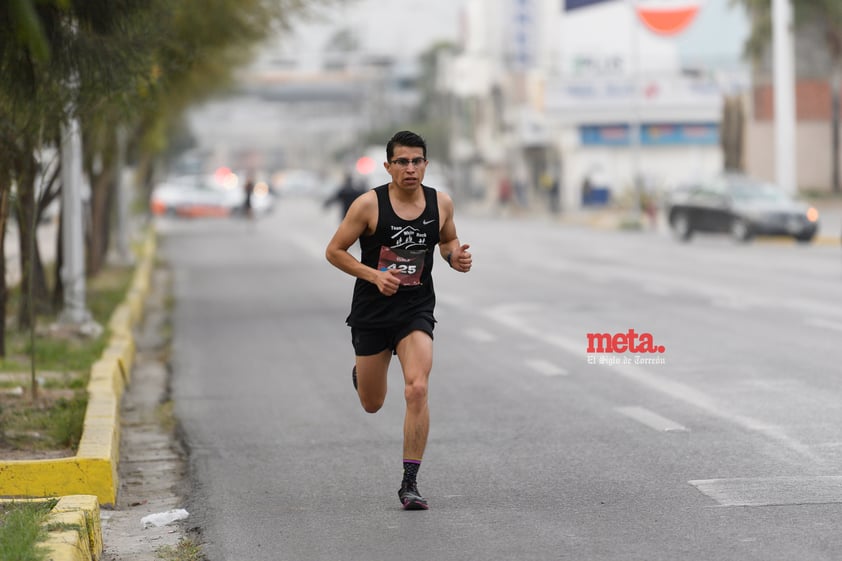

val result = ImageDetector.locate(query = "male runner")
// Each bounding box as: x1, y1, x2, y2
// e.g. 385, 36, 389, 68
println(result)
325, 130, 472, 510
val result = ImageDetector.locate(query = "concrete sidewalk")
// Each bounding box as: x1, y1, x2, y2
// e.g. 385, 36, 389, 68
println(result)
100, 264, 190, 561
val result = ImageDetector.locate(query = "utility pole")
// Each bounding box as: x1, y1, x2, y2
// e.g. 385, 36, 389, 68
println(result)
772, 0, 797, 193
58, 115, 98, 334
110, 126, 134, 265
629, 6, 643, 223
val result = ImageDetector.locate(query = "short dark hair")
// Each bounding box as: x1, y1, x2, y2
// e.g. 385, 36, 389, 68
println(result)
386, 130, 427, 161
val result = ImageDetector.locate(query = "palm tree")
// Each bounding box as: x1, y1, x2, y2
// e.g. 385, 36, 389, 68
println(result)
0, 0, 321, 353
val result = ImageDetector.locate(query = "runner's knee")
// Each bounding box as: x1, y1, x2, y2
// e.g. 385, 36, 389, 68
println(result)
404, 379, 427, 407
360, 393, 385, 413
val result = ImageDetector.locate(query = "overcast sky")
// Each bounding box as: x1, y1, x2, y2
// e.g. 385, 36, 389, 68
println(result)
675, 0, 750, 66
274, 0, 464, 68
274, 0, 749, 68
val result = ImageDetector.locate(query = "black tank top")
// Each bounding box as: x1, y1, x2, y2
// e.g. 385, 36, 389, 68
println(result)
346, 184, 440, 328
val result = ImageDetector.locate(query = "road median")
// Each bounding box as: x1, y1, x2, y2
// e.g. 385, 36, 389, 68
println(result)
0, 228, 156, 508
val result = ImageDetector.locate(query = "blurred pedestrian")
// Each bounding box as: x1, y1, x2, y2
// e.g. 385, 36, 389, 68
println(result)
514, 177, 528, 208
242, 175, 255, 220
497, 176, 513, 215
323, 173, 362, 219
640, 188, 659, 230
325, 130, 472, 510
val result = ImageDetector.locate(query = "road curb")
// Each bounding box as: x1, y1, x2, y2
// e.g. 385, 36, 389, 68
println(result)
813, 235, 840, 246
0, 227, 156, 508
0, 495, 102, 561
43, 495, 103, 561
760, 234, 840, 246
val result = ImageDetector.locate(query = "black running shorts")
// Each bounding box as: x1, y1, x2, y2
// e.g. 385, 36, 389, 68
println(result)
351, 316, 435, 356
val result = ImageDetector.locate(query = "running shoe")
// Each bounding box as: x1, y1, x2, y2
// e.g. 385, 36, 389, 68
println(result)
352, 365, 357, 390
398, 482, 429, 510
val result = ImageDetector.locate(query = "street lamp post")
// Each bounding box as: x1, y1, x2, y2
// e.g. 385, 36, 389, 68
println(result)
58, 115, 98, 334
772, 0, 797, 193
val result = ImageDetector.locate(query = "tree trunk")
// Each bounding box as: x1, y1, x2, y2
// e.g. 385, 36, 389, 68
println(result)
721, 95, 745, 172
830, 68, 842, 193
133, 147, 162, 214
0, 177, 10, 357
14, 146, 50, 329
52, 209, 64, 312
86, 151, 115, 276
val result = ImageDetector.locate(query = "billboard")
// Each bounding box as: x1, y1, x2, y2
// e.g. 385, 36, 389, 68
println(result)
564, 0, 615, 11
633, 0, 702, 35
564, 0, 703, 35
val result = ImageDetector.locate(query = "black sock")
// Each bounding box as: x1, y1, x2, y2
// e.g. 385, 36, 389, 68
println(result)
402, 460, 421, 485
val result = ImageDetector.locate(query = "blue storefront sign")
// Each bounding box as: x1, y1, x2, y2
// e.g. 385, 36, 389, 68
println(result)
511, 0, 537, 68
580, 123, 719, 146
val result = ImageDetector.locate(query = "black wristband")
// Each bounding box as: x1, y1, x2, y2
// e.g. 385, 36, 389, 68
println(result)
446, 253, 453, 267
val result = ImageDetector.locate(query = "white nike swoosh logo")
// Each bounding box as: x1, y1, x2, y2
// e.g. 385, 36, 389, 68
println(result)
422, 219, 436, 225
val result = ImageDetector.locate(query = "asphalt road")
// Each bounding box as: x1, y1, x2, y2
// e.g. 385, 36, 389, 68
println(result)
161, 197, 842, 561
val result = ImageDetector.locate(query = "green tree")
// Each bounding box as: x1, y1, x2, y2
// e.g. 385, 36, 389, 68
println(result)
0, 0, 322, 356
1, 0, 158, 332
127, 0, 323, 198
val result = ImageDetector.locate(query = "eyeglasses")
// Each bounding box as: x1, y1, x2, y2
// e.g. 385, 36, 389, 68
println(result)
390, 157, 427, 168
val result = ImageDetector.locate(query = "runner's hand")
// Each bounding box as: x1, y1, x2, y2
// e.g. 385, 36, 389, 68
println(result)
451, 244, 472, 273
375, 268, 402, 296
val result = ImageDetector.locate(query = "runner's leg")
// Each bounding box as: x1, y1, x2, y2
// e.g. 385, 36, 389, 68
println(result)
395, 330, 433, 460
355, 350, 391, 413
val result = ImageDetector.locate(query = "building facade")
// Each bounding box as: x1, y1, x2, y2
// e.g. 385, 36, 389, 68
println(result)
745, 20, 840, 193
440, 0, 743, 211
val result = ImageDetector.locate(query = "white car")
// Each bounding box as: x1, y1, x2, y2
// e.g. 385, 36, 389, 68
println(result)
151, 174, 274, 218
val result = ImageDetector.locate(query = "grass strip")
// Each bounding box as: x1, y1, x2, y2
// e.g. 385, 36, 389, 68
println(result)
0, 264, 134, 453
0, 500, 57, 561
157, 538, 205, 561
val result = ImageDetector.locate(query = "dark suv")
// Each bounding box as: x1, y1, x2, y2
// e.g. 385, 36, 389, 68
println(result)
666, 173, 819, 243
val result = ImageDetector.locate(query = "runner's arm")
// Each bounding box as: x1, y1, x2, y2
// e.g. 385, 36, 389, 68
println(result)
438, 192, 472, 273
325, 192, 402, 294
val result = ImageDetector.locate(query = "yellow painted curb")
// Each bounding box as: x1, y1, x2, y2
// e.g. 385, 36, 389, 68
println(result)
0, 227, 157, 506
48, 495, 103, 561
0, 495, 101, 561
753, 234, 839, 246
44, 511, 92, 561
813, 235, 841, 246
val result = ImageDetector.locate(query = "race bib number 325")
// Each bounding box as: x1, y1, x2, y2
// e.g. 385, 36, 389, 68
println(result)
378, 246, 425, 286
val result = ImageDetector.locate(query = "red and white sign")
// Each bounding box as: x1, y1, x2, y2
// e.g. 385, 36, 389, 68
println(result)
631, 0, 702, 36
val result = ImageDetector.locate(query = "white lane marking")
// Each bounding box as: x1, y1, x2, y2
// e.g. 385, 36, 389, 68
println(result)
616, 406, 689, 432
710, 296, 751, 311
643, 285, 673, 297
463, 328, 496, 343
483, 305, 825, 466
540, 258, 842, 320
525, 359, 568, 377
689, 476, 842, 507
737, 379, 800, 390
815, 442, 842, 449
804, 317, 842, 332
436, 293, 470, 311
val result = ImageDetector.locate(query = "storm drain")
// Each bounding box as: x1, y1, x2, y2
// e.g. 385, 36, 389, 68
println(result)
689, 476, 842, 507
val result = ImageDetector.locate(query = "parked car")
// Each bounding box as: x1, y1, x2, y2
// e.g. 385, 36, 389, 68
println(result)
151, 173, 274, 218
666, 173, 819, 243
